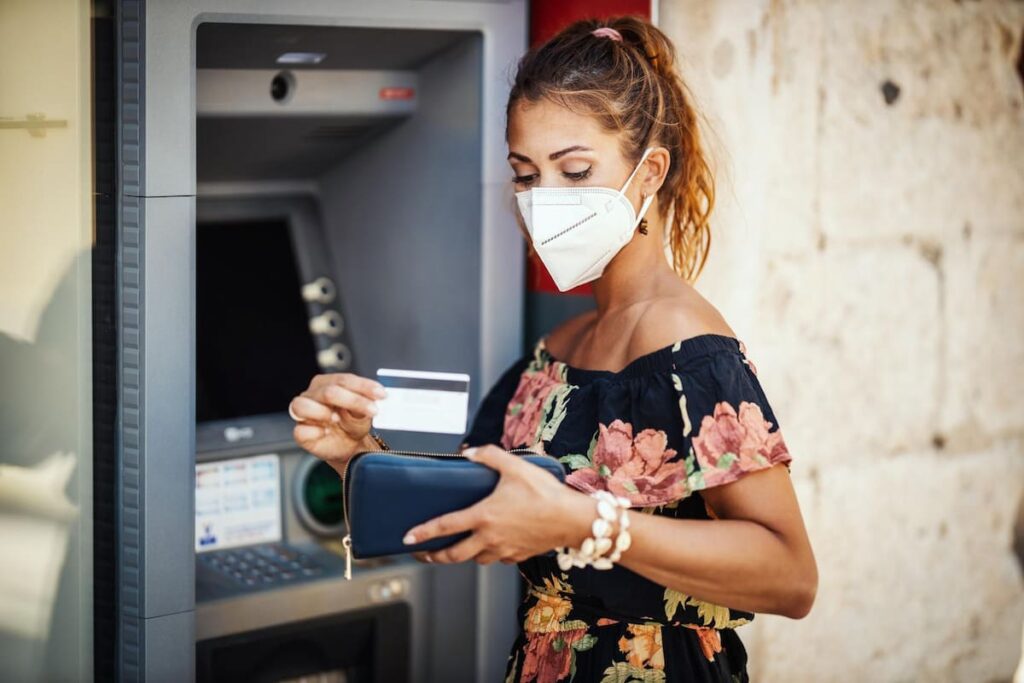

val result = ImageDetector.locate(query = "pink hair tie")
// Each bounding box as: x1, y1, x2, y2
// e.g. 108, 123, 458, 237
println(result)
591, 27, 623, 42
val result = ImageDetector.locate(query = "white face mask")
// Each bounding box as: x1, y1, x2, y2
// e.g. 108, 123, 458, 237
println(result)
516, 147, 655, 292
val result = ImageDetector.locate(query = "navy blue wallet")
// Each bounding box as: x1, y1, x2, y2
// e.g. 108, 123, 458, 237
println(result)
340, 447, 565, 578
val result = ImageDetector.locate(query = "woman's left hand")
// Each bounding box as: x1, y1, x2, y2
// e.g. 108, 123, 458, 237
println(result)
402, 444, 576, 565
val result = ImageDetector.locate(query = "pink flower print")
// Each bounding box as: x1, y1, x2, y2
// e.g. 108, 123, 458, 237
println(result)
691, 401, 792, 488
565, 419, 691, 507
501, 369, 562, 450
520, 628, 589, 683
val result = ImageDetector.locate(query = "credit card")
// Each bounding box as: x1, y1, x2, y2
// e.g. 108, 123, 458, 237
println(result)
373, 368, 470, 434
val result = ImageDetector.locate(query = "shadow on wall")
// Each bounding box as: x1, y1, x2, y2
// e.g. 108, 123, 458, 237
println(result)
1015, 491, 1024, 595
1017, 25, 1024, 91
1016, 493, 1024, 683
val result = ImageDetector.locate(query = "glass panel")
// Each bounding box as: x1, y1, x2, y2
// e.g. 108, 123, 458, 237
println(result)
0, 0, 95, 680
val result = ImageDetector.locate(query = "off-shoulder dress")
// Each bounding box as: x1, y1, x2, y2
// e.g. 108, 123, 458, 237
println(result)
460, 333, 794, 683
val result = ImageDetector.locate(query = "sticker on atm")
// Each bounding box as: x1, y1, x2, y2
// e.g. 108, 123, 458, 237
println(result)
373, 368, 469, 434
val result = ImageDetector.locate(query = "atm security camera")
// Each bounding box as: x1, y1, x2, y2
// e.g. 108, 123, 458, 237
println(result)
270, 70, 295, 103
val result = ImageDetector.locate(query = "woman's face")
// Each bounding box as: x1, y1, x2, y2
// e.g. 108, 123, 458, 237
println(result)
506, 97, 646, 245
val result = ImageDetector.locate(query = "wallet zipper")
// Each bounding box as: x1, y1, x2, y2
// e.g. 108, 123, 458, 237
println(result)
339, 446, 555, 580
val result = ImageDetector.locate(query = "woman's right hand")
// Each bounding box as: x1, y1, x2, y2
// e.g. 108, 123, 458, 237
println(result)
288, 372, 388, 474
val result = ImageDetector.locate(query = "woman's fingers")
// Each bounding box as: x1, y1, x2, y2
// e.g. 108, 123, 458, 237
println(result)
318, 383, 379, 419
464, 445, 525, 474
288, 373, 390, 467
288, 395, 334, 423
403, 505, 479, 547
292, 423, 325, 445
427, 535, 486, 564
293, 373, 387, 424
473, 550, 503, 565
311, 373, 387, 402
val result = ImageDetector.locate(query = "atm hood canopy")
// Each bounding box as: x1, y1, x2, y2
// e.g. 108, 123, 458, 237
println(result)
196, 23, 478, 183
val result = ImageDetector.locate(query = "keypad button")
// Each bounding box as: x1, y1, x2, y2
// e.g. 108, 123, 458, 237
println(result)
202, 544, 330, 586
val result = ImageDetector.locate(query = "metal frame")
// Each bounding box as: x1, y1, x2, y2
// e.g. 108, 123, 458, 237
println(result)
116, 2, 527, 680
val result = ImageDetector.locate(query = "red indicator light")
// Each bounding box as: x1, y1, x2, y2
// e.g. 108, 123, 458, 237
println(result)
379, 87, 415, 100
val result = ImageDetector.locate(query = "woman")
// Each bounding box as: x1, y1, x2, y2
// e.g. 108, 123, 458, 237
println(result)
289, 15, 818, 683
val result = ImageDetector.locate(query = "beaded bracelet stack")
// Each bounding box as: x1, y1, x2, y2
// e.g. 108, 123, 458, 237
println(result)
556, 490, 632, 571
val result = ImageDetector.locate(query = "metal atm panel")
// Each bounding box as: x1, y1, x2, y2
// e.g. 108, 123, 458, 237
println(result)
115, 2, 527, 681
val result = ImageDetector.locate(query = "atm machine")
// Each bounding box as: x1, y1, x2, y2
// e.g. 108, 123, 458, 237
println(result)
113, 3, 527, 681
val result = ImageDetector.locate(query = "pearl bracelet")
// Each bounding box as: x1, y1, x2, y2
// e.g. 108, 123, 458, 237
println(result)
556, 491, 632, 571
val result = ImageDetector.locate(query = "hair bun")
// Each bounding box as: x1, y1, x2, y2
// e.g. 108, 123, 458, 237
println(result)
608, 17, 672, 80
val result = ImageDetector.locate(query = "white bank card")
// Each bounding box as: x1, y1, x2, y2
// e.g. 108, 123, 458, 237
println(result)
373, 368, 470, 434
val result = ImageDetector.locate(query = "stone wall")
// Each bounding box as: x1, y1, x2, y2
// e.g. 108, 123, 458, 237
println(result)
658, 1, 1024, 680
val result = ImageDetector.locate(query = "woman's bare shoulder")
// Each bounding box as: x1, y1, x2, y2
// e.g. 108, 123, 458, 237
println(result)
631, 295, 736, 352
544, 309, 598, 359
544, 291, 734, 363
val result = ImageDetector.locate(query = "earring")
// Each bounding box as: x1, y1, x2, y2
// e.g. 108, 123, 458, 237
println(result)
638, 193, 649, 235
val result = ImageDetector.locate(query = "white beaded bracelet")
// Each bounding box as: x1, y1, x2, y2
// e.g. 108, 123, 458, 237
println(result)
556, 491, 632, 571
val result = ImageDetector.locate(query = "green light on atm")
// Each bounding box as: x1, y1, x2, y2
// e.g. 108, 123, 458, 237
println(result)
303, 460, 343, 527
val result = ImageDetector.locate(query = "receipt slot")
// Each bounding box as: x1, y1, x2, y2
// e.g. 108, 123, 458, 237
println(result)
113, 2, 527, 681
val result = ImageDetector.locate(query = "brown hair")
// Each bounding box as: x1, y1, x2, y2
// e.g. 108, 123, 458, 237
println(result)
506, 15, 714, 283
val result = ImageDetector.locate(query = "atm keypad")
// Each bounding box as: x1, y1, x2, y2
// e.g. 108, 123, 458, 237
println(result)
201, 543, 325, 587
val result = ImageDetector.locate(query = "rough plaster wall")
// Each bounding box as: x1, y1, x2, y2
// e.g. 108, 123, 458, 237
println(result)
659, 1, 1024, 681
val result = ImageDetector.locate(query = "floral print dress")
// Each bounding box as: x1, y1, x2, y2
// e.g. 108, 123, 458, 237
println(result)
460, 333, 794, 683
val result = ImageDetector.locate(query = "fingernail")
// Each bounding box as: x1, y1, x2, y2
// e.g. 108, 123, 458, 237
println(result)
368, 402, 378, 415
402, 532, 417, 545
374, 385, 387, 398
463, 447, 477, 459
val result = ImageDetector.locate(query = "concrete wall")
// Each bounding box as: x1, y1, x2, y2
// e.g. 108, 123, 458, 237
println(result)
659, 1, 1024, 681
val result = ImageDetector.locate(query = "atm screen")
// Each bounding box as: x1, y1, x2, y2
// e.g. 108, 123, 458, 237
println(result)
196, 218, 320, 423
196, 453, 283, 552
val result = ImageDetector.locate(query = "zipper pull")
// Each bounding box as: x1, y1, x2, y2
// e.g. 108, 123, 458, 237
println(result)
342, 534, 353, 580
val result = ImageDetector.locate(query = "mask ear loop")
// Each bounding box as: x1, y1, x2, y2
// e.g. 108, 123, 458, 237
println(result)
614, 146, 656, 229
616, 146, 655, 200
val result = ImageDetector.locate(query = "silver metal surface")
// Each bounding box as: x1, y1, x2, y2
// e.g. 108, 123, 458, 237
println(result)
196, 558, 429, 641
122, 2, 528, 679
197, 68, 418, 117
197, 559, 433, 683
